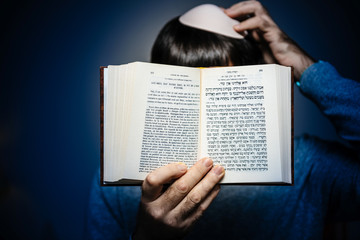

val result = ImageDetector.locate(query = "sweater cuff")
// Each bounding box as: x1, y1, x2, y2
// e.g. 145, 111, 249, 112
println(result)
297, 60, 338, 94
297, 60, 323, 87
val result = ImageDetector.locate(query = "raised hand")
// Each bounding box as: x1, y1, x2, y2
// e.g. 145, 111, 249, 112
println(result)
226, 1, 315, 79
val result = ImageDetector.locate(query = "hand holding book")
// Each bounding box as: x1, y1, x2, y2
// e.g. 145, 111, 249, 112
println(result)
133, 159, 224, 240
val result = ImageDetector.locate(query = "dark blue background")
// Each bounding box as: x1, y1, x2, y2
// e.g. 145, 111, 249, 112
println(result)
1, 0, 359, 239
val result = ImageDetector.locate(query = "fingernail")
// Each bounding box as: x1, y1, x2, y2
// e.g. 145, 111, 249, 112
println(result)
234, 24, 242, 31
213, 165, 225, 176
225, 8, 233, 14
177, 163, 187, 172
203, 158, 213, 167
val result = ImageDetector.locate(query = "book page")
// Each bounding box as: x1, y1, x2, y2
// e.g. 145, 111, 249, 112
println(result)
104, 65, 128, 182
200, 65, 282, 183
123, 63, 201, 180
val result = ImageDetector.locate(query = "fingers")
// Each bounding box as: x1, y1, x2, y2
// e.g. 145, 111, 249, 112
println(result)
225, 1, 266, 19
181, 184, 221, 227
136, 159, 225, 238
233, 15, 263, 32
142, 162, 188, 202
158, 157, 214, 211
173, 165, 224, 219
225, 1, 275, 33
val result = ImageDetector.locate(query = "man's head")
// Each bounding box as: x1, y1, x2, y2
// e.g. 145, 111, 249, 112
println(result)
151, 4, 263, 67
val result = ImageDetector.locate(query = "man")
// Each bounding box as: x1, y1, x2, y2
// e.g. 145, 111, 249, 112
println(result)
86, 2, 360, 239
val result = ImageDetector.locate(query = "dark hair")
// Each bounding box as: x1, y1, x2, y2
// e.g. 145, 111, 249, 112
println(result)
151, 17, 264, 67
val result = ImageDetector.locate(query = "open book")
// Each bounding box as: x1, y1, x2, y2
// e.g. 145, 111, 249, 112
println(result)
100, 62, 293, 185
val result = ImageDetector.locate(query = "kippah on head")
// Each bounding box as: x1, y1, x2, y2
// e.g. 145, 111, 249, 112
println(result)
179, 4, 244, 39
